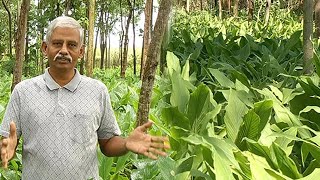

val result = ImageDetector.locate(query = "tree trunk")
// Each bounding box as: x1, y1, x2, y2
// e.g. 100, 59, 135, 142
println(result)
265, 0, 271, 25
80, 8, 88, 75
12, 0, 30, 91
132, 0, 137, 75
64, 0, 72, 15
108, 33, 111, 67
247, 0, 253, 21
219, 0, 223, 19
186, 0, 190, 12
121, 0, 133, 78
86, 0, 95, 77
140, 0, 153, 78
303, 0, 314, 74
247, 0, 254, 21
24, 20, 29, 76
2, 0, 12, 56
234, 0, 240, 17
56, 2, 60, 16
136, 0, 172, 126
315, 0, 320, 38
80, 28, 86, 75
94, 10, 101, 69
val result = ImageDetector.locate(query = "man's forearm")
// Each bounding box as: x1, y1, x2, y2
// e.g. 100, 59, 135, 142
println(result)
98, 136, 129, 157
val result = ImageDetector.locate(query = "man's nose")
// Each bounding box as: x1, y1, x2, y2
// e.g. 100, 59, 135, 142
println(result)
59, 43, 68, 55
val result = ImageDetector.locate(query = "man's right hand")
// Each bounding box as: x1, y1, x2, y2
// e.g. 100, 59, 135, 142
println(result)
1, 121, 17, 168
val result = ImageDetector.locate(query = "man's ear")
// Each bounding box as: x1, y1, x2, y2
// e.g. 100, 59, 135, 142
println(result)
79, 45, 85, 59
41, 42, 48, 56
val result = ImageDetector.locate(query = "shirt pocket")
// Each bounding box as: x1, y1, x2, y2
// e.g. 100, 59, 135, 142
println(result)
70, 114, 95, 144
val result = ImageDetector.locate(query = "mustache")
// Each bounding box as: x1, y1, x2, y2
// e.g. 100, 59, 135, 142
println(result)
53, 54, 72, 62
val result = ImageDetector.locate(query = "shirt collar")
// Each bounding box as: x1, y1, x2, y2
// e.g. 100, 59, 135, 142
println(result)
44, 68, 81, 92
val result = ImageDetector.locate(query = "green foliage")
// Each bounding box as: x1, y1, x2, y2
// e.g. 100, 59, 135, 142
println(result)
169, 10, 304, 89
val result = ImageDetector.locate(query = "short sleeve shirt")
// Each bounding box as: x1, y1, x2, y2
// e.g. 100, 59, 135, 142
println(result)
0, 68, 121, 180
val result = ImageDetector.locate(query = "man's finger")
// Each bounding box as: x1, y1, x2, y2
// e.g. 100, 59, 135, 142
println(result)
9, 121, 17, 138
149, 147, 167, 157
1, 146, 8, 168
138, 121, 153, 132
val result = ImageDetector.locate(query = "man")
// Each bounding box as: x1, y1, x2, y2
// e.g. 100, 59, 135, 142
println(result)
0, 16, 169, 179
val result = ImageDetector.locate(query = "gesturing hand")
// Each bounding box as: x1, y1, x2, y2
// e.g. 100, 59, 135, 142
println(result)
125, 121, 170, 159
1, 121, 18, 168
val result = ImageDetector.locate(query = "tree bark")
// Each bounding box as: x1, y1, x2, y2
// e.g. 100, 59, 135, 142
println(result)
186, 0, 190, 12
64, 0, 72, 15
265, 0, 271, 25
12, 0, 30, 91
234, 0, 240, 17
315, 0, 320, 38
2, 0, 12, 56
219, 0, 223, 19
140, 0, 153, 78
24, 20, 29, 76
247, 0, 254, 21
86, 0, 95, 77
303, 0, 314, 74
121, 0, 133, 78
132, 0, 137, 75
136, 0, 172, 126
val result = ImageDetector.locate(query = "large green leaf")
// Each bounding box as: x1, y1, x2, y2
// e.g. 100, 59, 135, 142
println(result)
274, 128, 297, 156
187, 84, 219, 134
224, 89, 249, 142
0, 104, 4, 114
272, 143, 302, 179
167, 51, 182, 77
175, 156, 194, 175
300, 168, 320, 180
209, 68, 234, 88
313, 51, 320, 77
214, 152, 235, 180
244, 151, 288, 180
131, 160, 158, 180
234, 151, 252, 180
302, 142, 320, 165
181, 58, 190, 81
253, 100, 273, 132
234, 43, 250, 62
115, 153, 131, 174
170, 71, 190, 113
246, 139, 278, 170
161, 107, 190, 131
235, 110, 260, 150
157, 157, 176, 180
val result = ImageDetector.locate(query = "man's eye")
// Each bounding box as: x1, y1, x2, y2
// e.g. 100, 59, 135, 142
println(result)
69, 44, 77, 48
53, 42, 62, 46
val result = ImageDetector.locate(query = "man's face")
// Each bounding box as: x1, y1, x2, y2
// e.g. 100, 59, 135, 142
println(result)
42, 27, 84, 71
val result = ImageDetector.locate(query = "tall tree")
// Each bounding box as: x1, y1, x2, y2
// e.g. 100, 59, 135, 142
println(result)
64, 0, 72, 15
234, 0, 240, 17
247, 0, 254, 21
121, 0, 134, 78
136, 0, 172, 125
303, 0, 314, 74
12, 0, 31, 90
315, 0, 320, 38
132, 0, 137, 75
265, 0, 271, 25
86, 0, 95, 77
140, 0, 153, 78
219, 0, 222, 19
2, 0, 12, 56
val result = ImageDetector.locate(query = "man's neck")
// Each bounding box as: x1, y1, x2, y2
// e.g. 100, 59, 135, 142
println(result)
48, 68, 75, 87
